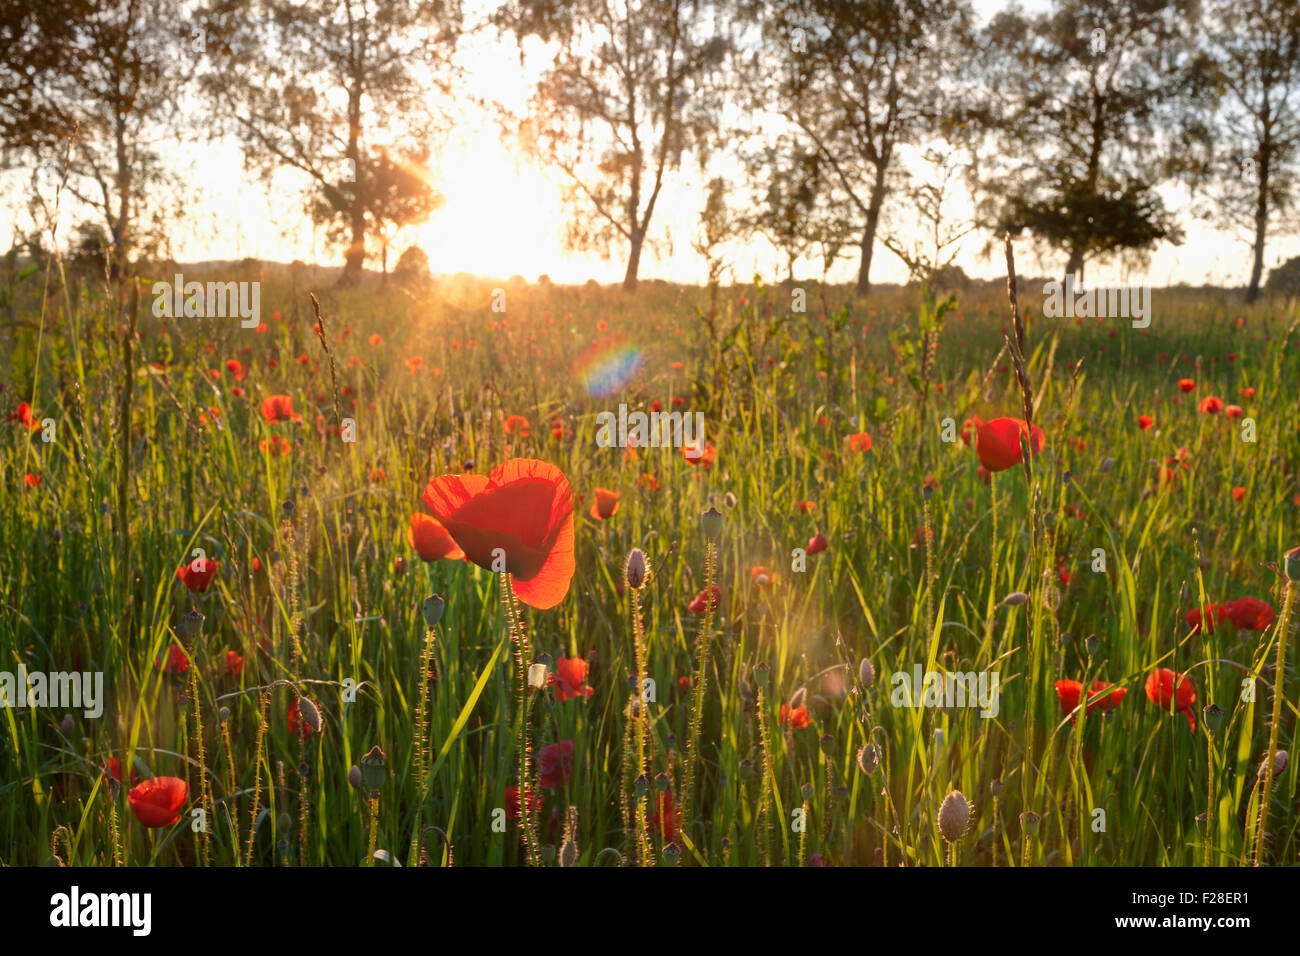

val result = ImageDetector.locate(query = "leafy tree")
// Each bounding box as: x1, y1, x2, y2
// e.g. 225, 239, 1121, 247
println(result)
1265, 254, 1300, 296
203, 0, 461, 284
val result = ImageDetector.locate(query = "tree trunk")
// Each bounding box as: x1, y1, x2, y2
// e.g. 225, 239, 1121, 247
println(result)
623, 228, 645, 292
340, 79, 365, 286
1065, 248, 1084, 286
1246, 149, 1270, 304
855, 177, 887, 297
342, 208, 366, 285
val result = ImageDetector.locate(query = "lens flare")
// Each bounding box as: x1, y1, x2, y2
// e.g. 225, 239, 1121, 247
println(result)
576, 337, 644, 397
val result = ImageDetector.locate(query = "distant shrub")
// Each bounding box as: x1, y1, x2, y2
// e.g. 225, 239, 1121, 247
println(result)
1265, 256, 1300, 297
393, 245, 430, 280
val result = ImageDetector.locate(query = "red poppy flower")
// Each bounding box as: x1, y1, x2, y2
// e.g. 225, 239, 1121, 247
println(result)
102, 756, 139, 786
806, 532, 828, 555
847, 431, 873, 452
177, 558, 219, 592
405, 356, 424, 374
960, 416, 982, 446
408, 512, 466, 562
259, 435, 291, 456
683, 440, 716, 466
1240, 386, 1255, 399
505, 784, 538, 820
1144, 668, 1197, 731
548, 656, 594, 701
687, 586, 721, 614
589, 487, 621, 520
750, 565, 772, 586
1055, 679, 1127, 719
1185, 603, 1227, 635
260, 394, 301, 424
223, 650, 243, 676
1224, 596, 1275, 632
128, 776, 188, 827
538, 739, 575, 789
975, 417, 1045, 472
780, 704, 811, 728
10, 401, 41, 430
421, 458, 575, 609
23, 472, 40, 488
503, 414, 530, 437
1225, 405, 1243, 418
797, 500, 816, 514
1137, 415, 1153, 430
1198, 395, 1224, 414
1232, 486, 1246, 501
225, 359, 245, 381
647, 790, 680, 842
154, 644, 189, 674
1178, 379, 1196, 393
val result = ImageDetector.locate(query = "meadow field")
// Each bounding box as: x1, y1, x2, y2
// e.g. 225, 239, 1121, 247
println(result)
2, 260, 1298, 868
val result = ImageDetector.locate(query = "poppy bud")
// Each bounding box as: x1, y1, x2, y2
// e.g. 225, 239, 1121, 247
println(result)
1002, 591, 1028, 607
789, 687, 807, 710
751, 662, 770, 687
1100, 457, 1115, 472
724, 491, 737, 509
528, 662, 548, 689
858, 658, 875, 688
296, 696, 322, 734
701, 506, 723, 541
59, 714, 75, 738
1020, 810, 1040, 836
1259, 750, 1288, 780
360, 745, 387, 793
625, 548, 648, 589
938, 790, 970, 843
1286, 546, 1300, 583
348, 765, 363, 790
856, 742, 880, 775
1203, 704, 1224, 734
422, 594, 445, 628
560, 838, 578, 868
1085, 633, 1100, 658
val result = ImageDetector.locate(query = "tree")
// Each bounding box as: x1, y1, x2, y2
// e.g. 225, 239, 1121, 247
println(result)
2, 0, 195, 276
1265, 254, 1300, 296
203, 0, 461, 285
741, 143, 852, 283
976, 0, 1197, 283
499, 0, 731, 292
1193, 0, 1300, 302
741, 0, 974, 296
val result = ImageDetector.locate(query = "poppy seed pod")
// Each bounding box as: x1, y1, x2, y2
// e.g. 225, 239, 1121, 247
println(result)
938, 790, 970, 843
990, 777, 1004, 798
800, 782, 814, 801
654, 771, 670, 793
296, 696, 322, 734
527, 662, 548, 690
1085, 633, 1101, 658
1020, 810, 1041, 836
858, 658, 876, 689
178, 610, 205, 643
701, 505, 723, 541
360, 745, 387, 793
422, 594, 445, 628
1286, 546, 1300, 583
662, 842, 682, 866
1203, 704, 1224, 734
751, 661, 770, 687
625, 547, 648, 589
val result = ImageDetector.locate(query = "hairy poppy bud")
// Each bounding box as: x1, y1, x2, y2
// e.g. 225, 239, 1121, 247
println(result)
361, 745, 387, 793
701, 506, 723, 541
560, 838, 578, 868
1002, 591, 1028, 607
858, 658, 875, 688
59, 714, 75, 738
789, 686, 807, 710
348, 765, 363, 790
625, 548, 648, 589
856, 742, 880, 775
528, 662, 548, 690
724, 491, 737, 509
296, 696, 321, 734
938, 790, 970, 843
422, 594, 445, 628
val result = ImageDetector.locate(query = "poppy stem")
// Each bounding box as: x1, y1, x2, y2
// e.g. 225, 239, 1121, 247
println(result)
1252, 579, 1294, 866
631, 586, 653, 866
411, 625, 436, 867
682, 539, 716, 835
187, 662, 212, 867
244, 690, 270, 867
501, 572, 537, 865
366, 793, 379, 866
1204, 735, 1215, 868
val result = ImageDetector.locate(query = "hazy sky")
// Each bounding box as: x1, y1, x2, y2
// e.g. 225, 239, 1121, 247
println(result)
3, 0, 1296, 288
